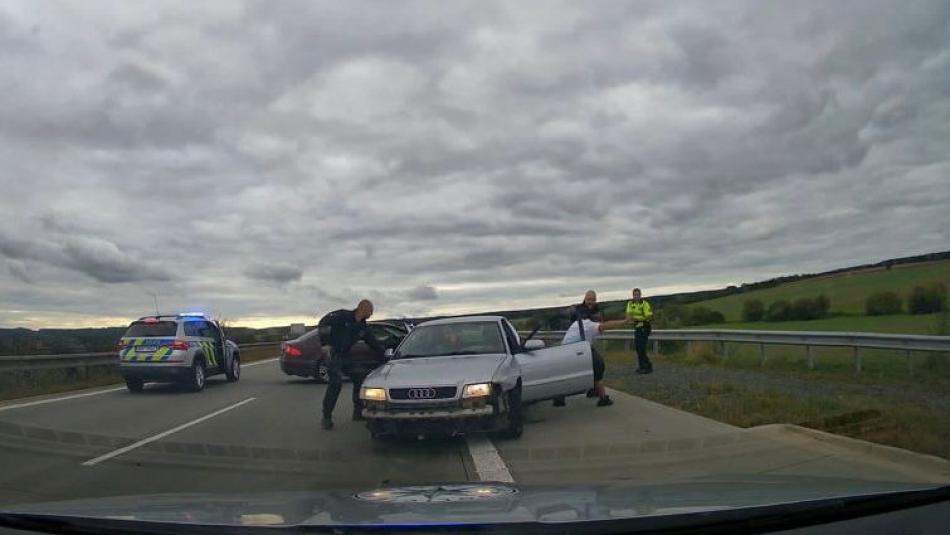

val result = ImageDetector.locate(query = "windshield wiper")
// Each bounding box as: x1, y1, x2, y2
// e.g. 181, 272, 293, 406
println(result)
441, 350, 482, 356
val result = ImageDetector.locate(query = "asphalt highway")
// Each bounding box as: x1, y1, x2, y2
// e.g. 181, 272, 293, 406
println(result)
1, 358, 947, 507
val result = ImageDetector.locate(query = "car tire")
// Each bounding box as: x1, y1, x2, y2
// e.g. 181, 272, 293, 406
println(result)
225, 354, 240, 382
125, 378, 144, 393
314, 361, 329, 384
499, 386, 523, 439
188, 357, 207, 392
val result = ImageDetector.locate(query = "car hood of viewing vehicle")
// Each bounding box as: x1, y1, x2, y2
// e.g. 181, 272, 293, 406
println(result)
1, 477, 941, 530
365, 353, 507, 388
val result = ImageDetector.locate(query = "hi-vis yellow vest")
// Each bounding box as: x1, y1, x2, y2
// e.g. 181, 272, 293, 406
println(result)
626, 300, 652, 325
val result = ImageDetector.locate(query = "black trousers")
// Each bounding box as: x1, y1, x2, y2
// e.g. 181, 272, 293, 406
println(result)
591, 345, 605, 382
634, 325, 653, 370
321, 352, 364, 418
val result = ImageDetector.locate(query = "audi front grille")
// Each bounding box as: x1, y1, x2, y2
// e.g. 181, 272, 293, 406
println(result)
389, 386, 458, 400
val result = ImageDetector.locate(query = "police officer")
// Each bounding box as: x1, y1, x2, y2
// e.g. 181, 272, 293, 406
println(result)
626, 288, 653, 374
317, 299, 383, 430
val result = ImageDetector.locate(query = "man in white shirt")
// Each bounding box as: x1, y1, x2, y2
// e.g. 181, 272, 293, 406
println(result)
561, 318, 625, 407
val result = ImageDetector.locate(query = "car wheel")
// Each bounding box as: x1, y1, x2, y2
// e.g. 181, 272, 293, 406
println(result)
499, 386, 523, 439
315, 361, 329, 384
188, 358, 207, 392
225, 355, 240, 382
125, 378, 144, 393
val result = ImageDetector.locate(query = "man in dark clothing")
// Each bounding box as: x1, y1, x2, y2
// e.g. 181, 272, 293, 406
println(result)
317, 300, 383, 430
553, 290, 612, 407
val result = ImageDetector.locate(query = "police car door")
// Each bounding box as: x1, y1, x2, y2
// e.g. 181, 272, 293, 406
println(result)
198, 321, 223, 371
504, 320, 593, 402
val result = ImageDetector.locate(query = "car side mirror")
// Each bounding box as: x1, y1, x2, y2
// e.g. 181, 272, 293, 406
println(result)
523, 339, 545, 351
384, 348, 394, 359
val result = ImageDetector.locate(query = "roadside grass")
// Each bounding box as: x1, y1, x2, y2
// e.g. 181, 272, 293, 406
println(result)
600, 338, 950, 387
688, 259, 950, 320
691, 312, 945, 335
605, 372, 950, 460
0, 344, 280, 402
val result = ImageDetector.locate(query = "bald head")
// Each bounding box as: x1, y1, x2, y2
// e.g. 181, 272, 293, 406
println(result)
355, 299, 374, 321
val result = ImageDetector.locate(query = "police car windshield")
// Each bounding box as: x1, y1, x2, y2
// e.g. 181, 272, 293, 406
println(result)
123, 321, 177, 338
396, 322, 505, 358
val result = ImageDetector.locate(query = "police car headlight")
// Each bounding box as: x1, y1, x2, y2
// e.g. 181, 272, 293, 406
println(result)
361, 387, 387, 401
462, 383, 491, 398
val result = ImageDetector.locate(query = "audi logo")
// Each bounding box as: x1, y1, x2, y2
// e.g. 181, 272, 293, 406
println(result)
408, 388, 437, 399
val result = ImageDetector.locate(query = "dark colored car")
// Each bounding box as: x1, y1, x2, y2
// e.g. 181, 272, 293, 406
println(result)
280, 321, 409, 382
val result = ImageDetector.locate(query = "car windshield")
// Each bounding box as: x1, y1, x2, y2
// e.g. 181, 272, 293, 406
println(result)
396, 322, 505, 357
1, 1, 949, 532
123, 321, 178, 338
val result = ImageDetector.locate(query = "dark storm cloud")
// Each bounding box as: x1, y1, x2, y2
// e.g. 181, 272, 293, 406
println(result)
244, 263, 303, 284
0, 0, 948, 327
406, 285, 439, 301
0, 228, 172, 283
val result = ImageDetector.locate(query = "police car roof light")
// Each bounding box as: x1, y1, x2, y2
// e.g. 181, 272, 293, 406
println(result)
178, 312, 208, 318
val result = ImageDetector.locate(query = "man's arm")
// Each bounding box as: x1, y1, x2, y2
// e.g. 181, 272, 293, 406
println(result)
599, 319, 628, 332
361, 326, 384, 353
318, 311, 348, 354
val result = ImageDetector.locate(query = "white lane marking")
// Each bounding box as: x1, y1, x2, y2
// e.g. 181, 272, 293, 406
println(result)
243, 357, 278, 367
81, 397, 257, 466
466, 436, 515, 483
0, 358, 277, 412
0, 387, 127, 412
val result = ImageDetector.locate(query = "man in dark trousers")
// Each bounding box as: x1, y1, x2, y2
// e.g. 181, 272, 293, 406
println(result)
626, 288, 654, 374
317, 299, 383, 430
553, 290, 608, 407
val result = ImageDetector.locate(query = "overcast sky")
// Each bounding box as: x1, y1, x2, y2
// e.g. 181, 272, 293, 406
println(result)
1, 1, 948, 328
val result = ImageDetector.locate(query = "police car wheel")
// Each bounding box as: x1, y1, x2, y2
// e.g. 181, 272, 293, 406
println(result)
225, 355, 240, 382
189, 359, 206, 392
125, 378, 144, 393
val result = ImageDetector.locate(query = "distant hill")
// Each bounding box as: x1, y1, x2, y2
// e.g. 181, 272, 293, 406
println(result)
2, 250, 947, 355
451, 250, 950, 329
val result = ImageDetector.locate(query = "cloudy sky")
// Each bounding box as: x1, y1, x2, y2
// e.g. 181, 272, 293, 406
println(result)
1, 1, 948, 328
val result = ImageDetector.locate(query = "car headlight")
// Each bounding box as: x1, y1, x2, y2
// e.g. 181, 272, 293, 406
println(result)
361, 387, 387, 401
462, 383, 492, 398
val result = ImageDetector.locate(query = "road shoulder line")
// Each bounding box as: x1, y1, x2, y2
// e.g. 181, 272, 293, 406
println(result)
0, 387, 127, 413
466, 436, 514, 483
243, 358, 278, 367
81, 397, 256, 466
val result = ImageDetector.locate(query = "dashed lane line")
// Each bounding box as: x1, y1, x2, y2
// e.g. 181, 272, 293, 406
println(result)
81, 397, 257, 466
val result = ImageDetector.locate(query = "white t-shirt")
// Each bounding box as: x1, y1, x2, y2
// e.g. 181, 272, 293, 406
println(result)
561, 319, 600, 345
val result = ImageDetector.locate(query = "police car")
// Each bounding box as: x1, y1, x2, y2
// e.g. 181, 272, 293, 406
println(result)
117, 313, 240, 392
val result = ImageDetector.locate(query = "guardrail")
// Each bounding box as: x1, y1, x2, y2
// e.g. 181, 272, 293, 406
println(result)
0, 342, 282, 372
526, 329, 950, 374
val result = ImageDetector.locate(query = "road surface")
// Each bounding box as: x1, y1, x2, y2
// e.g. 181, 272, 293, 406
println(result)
1, 359, 947, 506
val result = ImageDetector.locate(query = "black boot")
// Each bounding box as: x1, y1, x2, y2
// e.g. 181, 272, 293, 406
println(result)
597, 396, 614, 407
321, 416, 334, 430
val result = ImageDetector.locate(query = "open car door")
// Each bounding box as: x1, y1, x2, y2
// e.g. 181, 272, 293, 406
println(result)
516, 342, 593, 402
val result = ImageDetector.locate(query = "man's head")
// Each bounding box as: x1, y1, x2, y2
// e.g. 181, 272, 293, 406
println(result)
632, 288, 642, 301
583, 290, 597, 308
354, 299, 374, 321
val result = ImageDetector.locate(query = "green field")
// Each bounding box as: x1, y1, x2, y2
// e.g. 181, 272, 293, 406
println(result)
692, 260, 950, 320
693, 312, 947, 335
